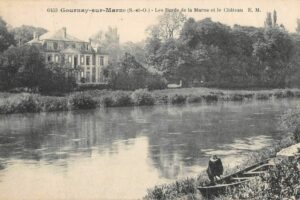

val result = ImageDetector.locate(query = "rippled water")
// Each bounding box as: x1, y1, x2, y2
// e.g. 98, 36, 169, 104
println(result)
0, 98, 299, 199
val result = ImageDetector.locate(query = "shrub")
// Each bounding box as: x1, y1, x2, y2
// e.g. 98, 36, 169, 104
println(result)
154, 94, 169, 104
0, 94, 38, 114
222, 157, 300, 200
230, 94, 244, 101
274, 91, 285, 98
69, 93, 98, 110
244, 93, 254, 99
100, 95, 114, 107
203, 94, 218, 102
41, 97, 69, 112
187, 95, 202, 103
256, 93, 270, 100
293, 90, 300, 98
169, 94, 187, 104
285, 90, 295, 98
111, 91, 133, 107
131, 89, 155, 106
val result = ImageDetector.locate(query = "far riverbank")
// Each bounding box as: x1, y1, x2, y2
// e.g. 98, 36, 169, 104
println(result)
1, 87, 300, 114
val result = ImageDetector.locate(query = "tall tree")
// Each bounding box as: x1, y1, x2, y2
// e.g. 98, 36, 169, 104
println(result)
296, 19, 300, 33
122, 41, 146, 64
0, 17, 15, 52
90, 27, 121, 64
264, 12, 273, 28
273, 10, 277, 26
147, 12, 186, 40
0, 45, 45, 89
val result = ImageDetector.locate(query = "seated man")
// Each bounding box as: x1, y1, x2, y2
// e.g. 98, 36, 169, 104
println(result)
207, 155, 224, 183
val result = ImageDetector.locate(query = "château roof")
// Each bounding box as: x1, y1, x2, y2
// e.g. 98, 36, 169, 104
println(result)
39, 27, 84, 42
27, 27, 85, 43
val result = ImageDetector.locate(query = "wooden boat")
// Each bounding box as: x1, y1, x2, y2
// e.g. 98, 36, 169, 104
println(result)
197, 159, 274, 197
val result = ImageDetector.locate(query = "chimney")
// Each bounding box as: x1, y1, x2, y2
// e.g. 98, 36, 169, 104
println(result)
89, 38, 92, 45
62, 27, 66, 38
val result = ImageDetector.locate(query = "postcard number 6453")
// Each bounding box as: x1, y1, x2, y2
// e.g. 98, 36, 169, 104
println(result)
47, 8, 58, 12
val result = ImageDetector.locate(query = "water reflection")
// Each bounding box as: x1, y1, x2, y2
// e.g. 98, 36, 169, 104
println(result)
0, 99, 299, 199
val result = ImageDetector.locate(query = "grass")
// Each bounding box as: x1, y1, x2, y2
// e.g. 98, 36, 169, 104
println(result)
1, 88, 300, 114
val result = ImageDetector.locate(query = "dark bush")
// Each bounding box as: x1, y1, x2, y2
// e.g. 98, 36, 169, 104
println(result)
77, 84, 109, 91
131, 89, 155, 106
231, 94, 244, 101
169, 94, 187, 104
69, 93, 98, 110
203, 94, 218, 102
41, 97, 69, 112
187, 95, 202, 103
0, 94, 41, 114
111, 91, 133, 107
256, 93, 270, 100
286, 90, 295, 98
100, 95, 114, 107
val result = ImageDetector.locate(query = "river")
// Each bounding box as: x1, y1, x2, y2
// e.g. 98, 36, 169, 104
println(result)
0, 98, 299, 199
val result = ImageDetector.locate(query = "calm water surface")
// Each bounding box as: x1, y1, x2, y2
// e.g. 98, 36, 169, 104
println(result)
0, 99, 299, 199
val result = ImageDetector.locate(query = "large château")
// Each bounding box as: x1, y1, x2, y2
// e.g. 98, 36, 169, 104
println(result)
27, 27, 109, 84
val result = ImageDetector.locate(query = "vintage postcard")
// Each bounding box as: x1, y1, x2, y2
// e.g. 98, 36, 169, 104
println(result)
0, 0, 300, 199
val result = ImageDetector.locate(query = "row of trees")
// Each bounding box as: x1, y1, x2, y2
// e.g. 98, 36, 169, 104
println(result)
90, 11, 300, 89
144, 11, 298, 88
1, 12, 300, 93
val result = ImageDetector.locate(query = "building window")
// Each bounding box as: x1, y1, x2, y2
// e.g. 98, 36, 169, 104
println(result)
68, 56, 72, 63
47, 55, 52, 62
72, 44, 75, 48
86, 71, 90, 82
92, 55, 95, 65
55, 55, 59, 62
92, 67, 96, 82
47, 42, 53, 50
53, 42, 58, 50
86, 56, 90, 65
100, 56, 104, 66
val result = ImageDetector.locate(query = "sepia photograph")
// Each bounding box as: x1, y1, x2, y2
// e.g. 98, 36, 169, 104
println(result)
0, 0, 300, 199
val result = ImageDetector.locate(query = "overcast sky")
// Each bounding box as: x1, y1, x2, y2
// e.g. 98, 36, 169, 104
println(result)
0, 0, 299, 43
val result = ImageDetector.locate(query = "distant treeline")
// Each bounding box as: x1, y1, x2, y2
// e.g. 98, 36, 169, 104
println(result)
0, 13, 300, 94
144, 15, 300, 88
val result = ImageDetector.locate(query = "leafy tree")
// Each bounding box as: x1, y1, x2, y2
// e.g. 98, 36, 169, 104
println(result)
0, 45, 76, 93
12, 25, 47, 46
253, 27, 294, 87
39, 63, 76, 94
90, 27, 121, 64
180, 18, 231, 53
264, 12, 273, 28
0, 17, 15, 52
147, 12, 186, 40
273, 10, 277, 26
121, 41, 146, 64
296, 19, 300, 33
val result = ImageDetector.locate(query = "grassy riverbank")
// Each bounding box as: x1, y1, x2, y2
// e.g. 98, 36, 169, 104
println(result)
144, 134, 297, 200
144, 110, 300, 200
1, 88, 300, 114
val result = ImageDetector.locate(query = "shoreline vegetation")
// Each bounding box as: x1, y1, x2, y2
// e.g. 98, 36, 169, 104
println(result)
144, 110, 300, 200
0, 87, 300, 115
144, 116, 300, 200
